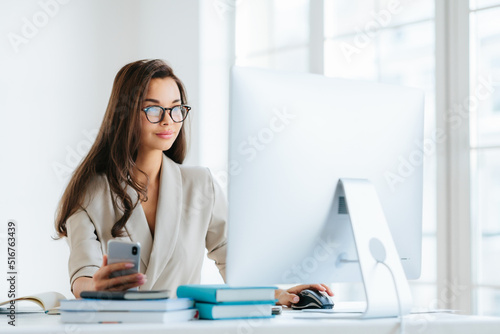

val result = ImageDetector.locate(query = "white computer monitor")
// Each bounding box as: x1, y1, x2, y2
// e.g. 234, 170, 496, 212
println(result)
226, 67, 424, 288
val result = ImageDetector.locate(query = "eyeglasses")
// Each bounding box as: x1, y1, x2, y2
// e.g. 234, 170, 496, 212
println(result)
142, 105, 191, 123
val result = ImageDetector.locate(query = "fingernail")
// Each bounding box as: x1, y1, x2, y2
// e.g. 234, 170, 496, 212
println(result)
125, 263, 134, 268
293, 297, 299, 302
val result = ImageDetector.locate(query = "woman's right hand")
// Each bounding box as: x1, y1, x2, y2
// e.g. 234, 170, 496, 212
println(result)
92, 254, 147, 291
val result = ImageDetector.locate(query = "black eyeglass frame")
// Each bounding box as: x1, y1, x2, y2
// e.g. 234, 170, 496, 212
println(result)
142, 105, 191, 124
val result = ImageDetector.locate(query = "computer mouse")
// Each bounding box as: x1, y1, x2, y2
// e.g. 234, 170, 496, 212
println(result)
291, 289, 334, 310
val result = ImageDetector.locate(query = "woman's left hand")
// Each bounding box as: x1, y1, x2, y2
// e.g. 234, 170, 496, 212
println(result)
275, 283, 334, 307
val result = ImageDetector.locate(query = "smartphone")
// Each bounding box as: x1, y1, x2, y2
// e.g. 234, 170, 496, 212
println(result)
107, 240, 141, 280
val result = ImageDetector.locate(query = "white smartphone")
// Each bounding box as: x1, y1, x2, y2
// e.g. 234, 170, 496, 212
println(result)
107, 240, 141, 280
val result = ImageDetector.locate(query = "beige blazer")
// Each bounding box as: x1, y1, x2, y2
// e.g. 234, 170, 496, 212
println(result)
65, 154, 227, 296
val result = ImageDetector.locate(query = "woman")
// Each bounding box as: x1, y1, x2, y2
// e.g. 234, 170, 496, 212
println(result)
55, 59, 333, 305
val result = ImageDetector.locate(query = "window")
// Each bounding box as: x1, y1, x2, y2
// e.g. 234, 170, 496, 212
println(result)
323, 0, 436, 309
235, 0, 437, 309
235, 0, 310, 72
469, 0, 500, 316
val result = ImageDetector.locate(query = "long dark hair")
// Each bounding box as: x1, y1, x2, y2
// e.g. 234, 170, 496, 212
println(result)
55, 59, 188, 238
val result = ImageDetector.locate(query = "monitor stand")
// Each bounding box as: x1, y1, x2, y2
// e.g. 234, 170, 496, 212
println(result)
334, 178, 413, 319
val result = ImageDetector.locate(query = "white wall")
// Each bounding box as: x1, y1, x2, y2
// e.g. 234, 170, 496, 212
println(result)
197, 0, 236, 285
0, 0, 203, 299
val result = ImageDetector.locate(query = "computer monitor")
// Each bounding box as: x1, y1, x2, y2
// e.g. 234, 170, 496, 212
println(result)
226, 67, 424, 289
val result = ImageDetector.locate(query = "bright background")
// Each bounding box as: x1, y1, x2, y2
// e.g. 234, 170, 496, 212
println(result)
0, 0, 499, 316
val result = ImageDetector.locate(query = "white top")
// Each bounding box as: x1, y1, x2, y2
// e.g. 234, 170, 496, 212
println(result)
4, 312, 500, 334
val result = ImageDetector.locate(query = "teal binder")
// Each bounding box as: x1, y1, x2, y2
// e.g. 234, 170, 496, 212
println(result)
176, 284, 277, 304
196, 301, 275, 320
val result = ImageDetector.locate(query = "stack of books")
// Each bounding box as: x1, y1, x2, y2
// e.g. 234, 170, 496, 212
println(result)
177, 284, 277, 320
60, 290, 198, 324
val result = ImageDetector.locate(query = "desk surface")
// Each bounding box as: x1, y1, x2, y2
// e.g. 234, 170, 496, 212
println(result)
2, 311, 500, 334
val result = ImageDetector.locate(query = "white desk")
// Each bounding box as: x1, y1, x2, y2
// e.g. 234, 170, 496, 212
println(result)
2, 311, 500, 334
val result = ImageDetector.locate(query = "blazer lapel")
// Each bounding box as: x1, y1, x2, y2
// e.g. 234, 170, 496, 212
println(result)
142, 154, 183, 289
124, 184, 153, 274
